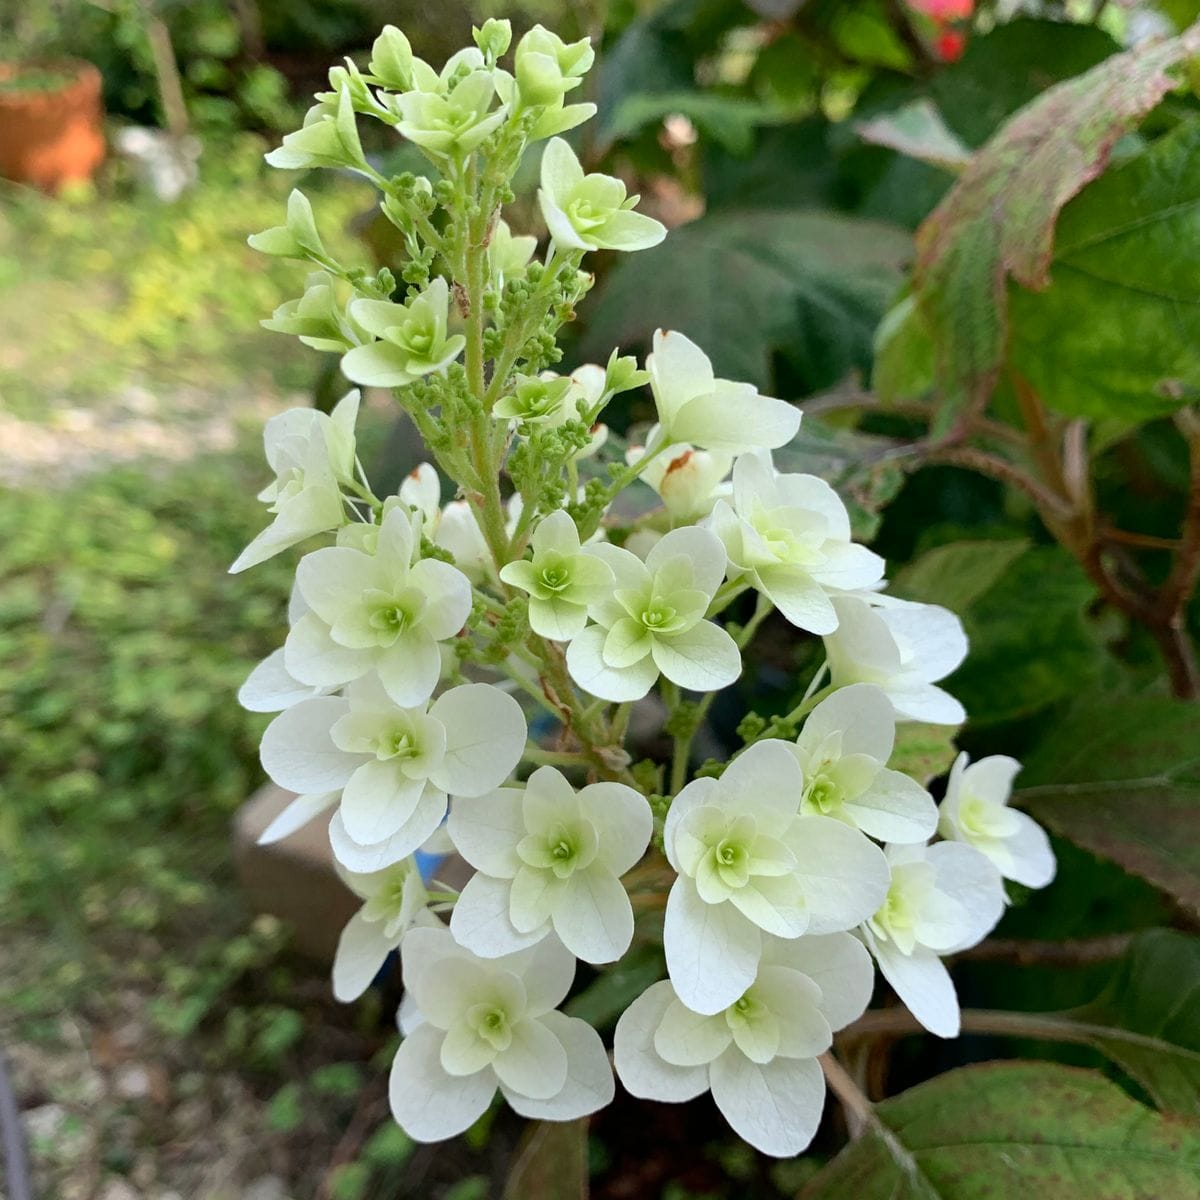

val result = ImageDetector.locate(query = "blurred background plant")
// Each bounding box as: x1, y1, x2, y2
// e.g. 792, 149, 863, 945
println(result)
3, 1, 1200, 1198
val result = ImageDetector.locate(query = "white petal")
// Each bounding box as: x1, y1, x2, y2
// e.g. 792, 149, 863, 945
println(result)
239, 648, 326, 712
790, 817, 890, 934
645, 525, 727, 599
507, 934, 577, 1016
798, 683, 895, 763
284, 611, 372, 687
389, 1024, 495, 1142
377, 632, 442, 707
328, 790, 447, 873
260, 697, 357, 793
332, 909, 397, 1002
446, 788, 524, 877
567, 624, 660, 701
709, 1049, 825, 1158
450, 872, 547, 957
662, 777, 719, 873
651, 621, 742, 693
653, 999, 732, 1067
753, 966, 832, 1058
257, 791, 338, 845
845, 770, 938, 845
428, 684, 526, 796
503, 1011, 615, 1120
530, 508, 581, 556
410, 558, 472, 640
962, 755, 1022, 804
927, 841, 1005, 949
1003, 810, 1056, 889
296, 547, 381, 627
868, 932, 960, 1038
764, 933, 875, 1032
493, 1016, 568, 1100
340, 761, 426, 845
883, 603, 968, 682
672, 387, 800, 455
648, 329, 714, 423
577, 782, 653, 877
758, 567, 838, 635
885, 682, 966, 726
614, 982, 710, 1103
664, 878, 761, 1016
529, 595, 589, 641
719, 740, 804, 820
553, 867, 634, 965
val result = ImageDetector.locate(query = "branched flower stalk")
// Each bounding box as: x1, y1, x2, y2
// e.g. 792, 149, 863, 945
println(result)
231, 17, 1058, 1158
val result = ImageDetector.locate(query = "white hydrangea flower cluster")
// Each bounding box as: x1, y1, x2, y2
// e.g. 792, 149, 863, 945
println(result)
234, 18, 1057, 1159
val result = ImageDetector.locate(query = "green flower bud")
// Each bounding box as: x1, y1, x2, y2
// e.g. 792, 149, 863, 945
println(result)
473, 18, 512, 62
369, 25, 414, 91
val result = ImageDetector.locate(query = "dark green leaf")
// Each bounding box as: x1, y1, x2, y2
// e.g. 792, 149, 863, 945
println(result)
1008, 118, 1200, 420
1075, 929, 1200, 1114
914, 23, 1200, 415
1020, 696, 1200, 918
604, 91, 774, 155
576, 209, 911, 393
801, 1061, 1200, 1199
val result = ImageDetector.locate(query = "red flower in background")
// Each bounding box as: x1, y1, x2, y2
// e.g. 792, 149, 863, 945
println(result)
906, 0, 973, 62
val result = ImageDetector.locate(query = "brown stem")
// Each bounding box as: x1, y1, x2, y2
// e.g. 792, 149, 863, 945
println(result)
954, 932, 1134, 967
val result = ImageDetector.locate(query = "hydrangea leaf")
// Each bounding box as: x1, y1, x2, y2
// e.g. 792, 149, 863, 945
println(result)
800, 1062, 1200, 1199
1019, 696, 1200, 920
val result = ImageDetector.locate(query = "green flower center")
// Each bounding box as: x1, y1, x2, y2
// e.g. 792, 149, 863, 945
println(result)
567, 197, 608, 232
710, 836, 750, 888
365, 587, 426, 645
540, 564, 570, 591
805, 773, 840, 815
640, 603, 676, 631
382, 729, 419, 760
468, 1003, 512, 1051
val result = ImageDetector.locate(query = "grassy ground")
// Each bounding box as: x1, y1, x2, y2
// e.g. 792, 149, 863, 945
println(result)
0, 147, 423, 1200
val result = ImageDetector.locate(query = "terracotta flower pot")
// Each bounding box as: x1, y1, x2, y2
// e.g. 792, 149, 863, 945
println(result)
0, 59, 106, 192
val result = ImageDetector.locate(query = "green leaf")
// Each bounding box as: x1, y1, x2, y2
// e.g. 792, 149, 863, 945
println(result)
576, 209, 911, 393
914, 23, 1200, 416
1008, 118, 1200, 420
888, 723, 959, 787
605, 91, 775, 155
503, 1119, 588, 1200
800, 1061, 1200, 1199
872, 294, 936, 405
1075, 929, 1200, 1114
1019, 696, 1200, 919
857, 100, 970, 173
894, 541, 1101, 724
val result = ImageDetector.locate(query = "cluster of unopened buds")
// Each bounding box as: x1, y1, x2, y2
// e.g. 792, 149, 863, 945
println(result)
234, 18, 1053, 1157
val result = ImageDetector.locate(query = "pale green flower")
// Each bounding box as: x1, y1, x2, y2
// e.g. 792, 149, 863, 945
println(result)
368, 25, 415, 91
266, 86, 367, 172
538, 138, 665, 253
386, 68, 507, 159
492, 372, 582, 428
487, 218, 537, 290
514, 25, 593, 106
499, 510, 615, 640
262, 272, 367, 353
341, 277, 466, 389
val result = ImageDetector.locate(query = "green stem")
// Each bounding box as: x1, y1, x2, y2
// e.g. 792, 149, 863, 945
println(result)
523, 745, 593, 768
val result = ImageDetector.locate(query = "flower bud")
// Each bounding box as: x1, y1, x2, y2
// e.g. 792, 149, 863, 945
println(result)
369, 25, 414, 91
473, 18, 513, 61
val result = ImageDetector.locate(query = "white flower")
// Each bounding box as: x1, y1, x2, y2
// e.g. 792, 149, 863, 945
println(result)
341, 278, 466, 390
448, 766, 652, 963
259, 674, 526, 870
823, 594, 968, 725
663, 740, 889, 1014
389, 927, 614, 1141
791, 684, 936, 844
538, 138, 666, 253
499, 510, 615, 640
565, 527, 741, 701
614, 933, 872, 1157
627, 442, 731, 523
333, 858, 429, 1002
646, 331, 800, 455
284, 506, 471, 706
230, 391, 359, 574
861, 841, 1004, 1038
939, 754, 1055, 888
711, 451, 884, 634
